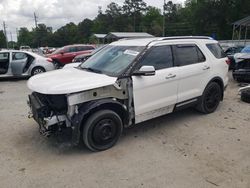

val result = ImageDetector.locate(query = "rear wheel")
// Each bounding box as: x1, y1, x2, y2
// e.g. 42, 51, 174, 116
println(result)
196, 82, 222, 114
82, 110, 123, 151
241, 90, 250, 103
31, 67, 45, 76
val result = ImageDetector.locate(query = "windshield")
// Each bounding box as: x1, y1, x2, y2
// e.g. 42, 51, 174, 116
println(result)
80, 45, 145, 76
241, 46, 250, 53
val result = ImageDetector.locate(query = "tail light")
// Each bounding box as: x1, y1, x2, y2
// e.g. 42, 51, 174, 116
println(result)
226, 58, 231, 66
46, 58, 53, 63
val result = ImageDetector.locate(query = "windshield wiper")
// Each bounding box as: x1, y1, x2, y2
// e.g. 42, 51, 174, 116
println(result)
78, 66, 102, 74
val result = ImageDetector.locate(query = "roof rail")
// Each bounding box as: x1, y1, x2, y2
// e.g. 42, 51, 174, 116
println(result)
161, 36, 213, 40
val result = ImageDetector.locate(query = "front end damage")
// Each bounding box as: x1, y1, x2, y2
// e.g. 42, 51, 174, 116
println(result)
28, 92, 68, 136
233, 54, 250, 81
27, 78, 134, 145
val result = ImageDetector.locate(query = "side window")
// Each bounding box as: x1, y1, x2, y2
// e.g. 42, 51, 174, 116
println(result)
206, 43, 226, 58
69, 47, 77, 52
0, 53, 9, 63
12, 52, 27, 60
174, 44, 206, 66
77, 46, 86, 51
77, 46, 94, 51
63, 47, 70, 53
85, 46, 95, 50
138, 45, 173, 70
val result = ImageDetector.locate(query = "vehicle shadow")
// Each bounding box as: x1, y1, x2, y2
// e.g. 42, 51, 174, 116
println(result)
0, 77, 29, 82
40, 107, 202, 155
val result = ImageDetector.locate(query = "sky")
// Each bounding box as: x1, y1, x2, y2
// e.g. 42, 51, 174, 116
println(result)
0, 0, 185, 41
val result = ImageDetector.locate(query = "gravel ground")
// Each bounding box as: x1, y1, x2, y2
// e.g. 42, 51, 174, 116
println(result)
0, 73, 249, 188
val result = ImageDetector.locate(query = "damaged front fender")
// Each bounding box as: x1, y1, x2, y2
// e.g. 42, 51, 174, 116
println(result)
70, 99, 129, 145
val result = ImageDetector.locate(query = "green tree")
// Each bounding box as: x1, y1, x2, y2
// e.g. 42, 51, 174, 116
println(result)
0, 30, 7, 48
123, 0, 147, 31
78, 19, 94, 43
142, 6, 163, 36
32, 24, 53, 47
18, 27, 33, 47
52, 22, 78, 46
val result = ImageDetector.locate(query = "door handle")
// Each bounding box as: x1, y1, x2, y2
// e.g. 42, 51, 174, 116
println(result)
203, 66, 210, 70
165, 74, 176, 79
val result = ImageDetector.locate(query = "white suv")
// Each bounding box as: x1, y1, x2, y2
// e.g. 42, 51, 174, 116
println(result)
27, 36, 229, 151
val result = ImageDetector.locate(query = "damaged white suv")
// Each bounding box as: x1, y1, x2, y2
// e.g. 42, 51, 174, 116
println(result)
27, 36, 229, 151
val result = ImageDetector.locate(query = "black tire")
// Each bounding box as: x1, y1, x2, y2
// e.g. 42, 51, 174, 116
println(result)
196, 82, 222, 114
241, 90, 250, 103
82, 110, 123, 151
31, 67, 45, 76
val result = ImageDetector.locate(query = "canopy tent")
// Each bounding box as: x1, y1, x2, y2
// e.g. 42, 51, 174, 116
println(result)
232, 16, 250, 45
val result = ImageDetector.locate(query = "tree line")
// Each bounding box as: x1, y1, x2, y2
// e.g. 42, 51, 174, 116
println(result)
0, 0, 250, 48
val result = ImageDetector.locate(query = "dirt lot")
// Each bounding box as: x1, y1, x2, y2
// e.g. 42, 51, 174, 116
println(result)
0, 74, 249, 188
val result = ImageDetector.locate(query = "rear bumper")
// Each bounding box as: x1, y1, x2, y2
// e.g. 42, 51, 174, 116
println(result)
44, 62, 55, 72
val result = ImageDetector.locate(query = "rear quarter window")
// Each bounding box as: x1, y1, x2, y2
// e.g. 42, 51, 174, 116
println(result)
174, 44, 206, 66
206, 43, 226, 59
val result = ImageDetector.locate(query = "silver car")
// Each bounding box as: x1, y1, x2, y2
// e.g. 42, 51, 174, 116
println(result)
0, 50, 55, 77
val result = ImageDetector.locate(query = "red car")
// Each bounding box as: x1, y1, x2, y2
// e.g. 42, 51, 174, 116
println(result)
47, 44, 95, 68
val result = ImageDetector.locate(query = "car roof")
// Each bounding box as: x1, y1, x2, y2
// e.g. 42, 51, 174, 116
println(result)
63, 44, 95, 48
110, 36, 216, 46
0, 50, 44, 58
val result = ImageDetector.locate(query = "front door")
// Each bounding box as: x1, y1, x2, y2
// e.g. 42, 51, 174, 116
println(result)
61, 47, 77, 64
11, 52, 28, 75
132, 45, 178, 123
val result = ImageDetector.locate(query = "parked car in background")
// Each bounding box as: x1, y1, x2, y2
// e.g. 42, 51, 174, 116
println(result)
220, 43, 235, 51
46, 44, 95, 68
0, 50, 55, 78
224, 45, 244, 69
232, 45, 250, 82
27, 36, 229, 151
20, 46, 32, 52
72, 45, 107, 64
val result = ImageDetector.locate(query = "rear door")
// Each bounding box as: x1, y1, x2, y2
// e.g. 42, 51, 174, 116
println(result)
132, 45, 178, 123
11, 52, 28, 75
172, 44, 210, 103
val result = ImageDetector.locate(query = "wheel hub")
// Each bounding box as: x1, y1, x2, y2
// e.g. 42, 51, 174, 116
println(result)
93, 119, 116, 144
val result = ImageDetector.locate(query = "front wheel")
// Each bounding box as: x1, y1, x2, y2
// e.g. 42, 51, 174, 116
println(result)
82, 110, 123, 151
196, 82, 222, 114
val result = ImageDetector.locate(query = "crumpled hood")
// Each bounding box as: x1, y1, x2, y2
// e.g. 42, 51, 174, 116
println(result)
27, 68, 117, 94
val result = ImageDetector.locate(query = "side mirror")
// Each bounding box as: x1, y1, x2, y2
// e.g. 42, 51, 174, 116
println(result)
133, 66, 156, 76
60, 51, 64, 55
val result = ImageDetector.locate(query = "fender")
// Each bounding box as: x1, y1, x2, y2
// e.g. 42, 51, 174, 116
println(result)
71, 99, 128, 145
206, 76, 225, 100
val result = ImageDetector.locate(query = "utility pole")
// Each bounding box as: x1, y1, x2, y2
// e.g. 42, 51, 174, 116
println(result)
3, 21, 8, 49
163, 0, 166, 37
34, 12, 38, 28
133, 8, 136, 32
10, 31, 14, 49
16, 28, 19, 40
34, 12, 39, 47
